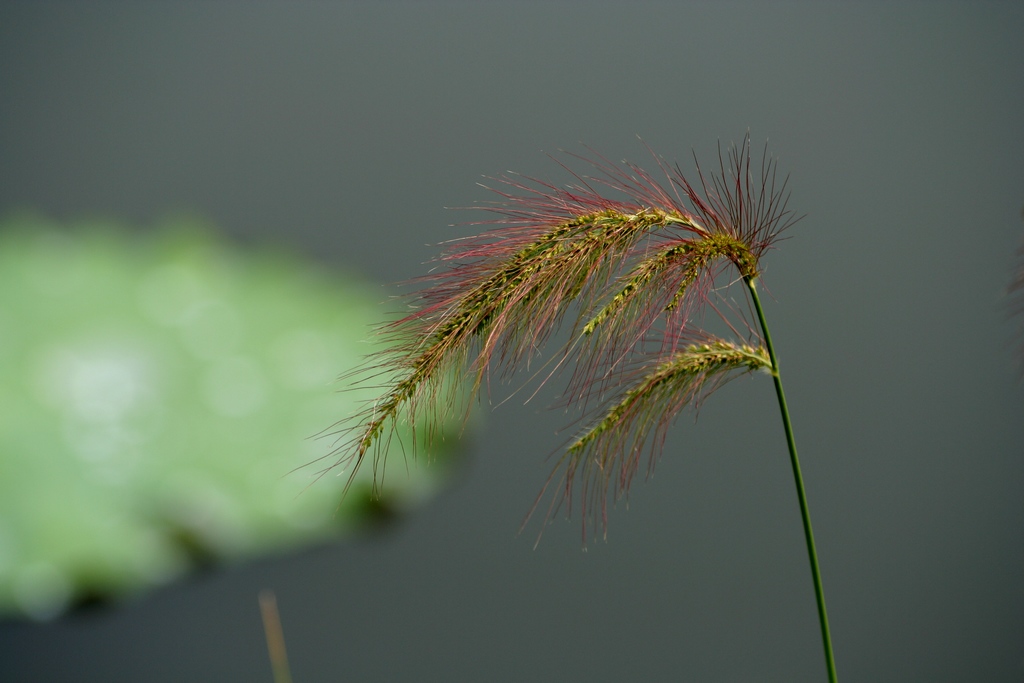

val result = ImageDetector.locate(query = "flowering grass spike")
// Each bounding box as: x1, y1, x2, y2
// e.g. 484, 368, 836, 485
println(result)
326, 135, 838, 681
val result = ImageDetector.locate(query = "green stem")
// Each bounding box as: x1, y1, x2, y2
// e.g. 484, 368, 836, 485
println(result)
746, 275, 838, 683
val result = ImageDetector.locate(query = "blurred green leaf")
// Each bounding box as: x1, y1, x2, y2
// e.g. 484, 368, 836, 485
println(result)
0, 214, 467, 620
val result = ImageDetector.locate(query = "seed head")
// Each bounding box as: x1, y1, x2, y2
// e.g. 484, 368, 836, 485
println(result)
327, 135, 797, 540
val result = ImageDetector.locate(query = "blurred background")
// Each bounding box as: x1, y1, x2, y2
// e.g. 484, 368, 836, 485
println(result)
0, 2, 1022, 681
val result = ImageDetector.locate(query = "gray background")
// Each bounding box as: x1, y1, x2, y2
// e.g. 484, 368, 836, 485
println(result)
1, 2, 1022, 681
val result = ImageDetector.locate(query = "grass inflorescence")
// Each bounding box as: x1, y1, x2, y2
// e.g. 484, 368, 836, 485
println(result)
548, 339, 771, 538
327, 135, 795, 529
322, 134, 840, 682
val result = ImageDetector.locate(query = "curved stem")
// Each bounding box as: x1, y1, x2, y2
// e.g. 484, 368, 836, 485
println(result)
746, 275, 838, 683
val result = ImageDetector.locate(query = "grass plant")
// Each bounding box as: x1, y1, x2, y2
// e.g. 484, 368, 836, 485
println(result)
325, 135, 838, 680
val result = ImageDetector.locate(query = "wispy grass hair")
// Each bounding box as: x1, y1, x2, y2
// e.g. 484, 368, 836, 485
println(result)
327, 135, 796, 537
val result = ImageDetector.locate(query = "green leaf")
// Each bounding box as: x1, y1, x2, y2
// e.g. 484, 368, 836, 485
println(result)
0, 214, 467, 619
